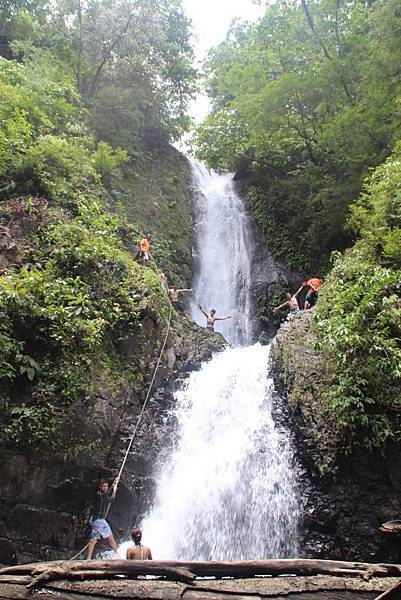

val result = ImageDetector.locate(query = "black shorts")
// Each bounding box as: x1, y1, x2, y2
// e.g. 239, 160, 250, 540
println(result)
305, 290, 318, 306
172, 301, 185, 313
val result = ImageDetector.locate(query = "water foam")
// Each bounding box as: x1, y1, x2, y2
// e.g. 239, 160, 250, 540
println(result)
141, 344, 299, 559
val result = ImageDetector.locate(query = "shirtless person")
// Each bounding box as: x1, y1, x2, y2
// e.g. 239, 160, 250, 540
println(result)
198, 304, 231, 331
274, 284, 304, 317
126, 527, 152, 560
169, 284, 192, 316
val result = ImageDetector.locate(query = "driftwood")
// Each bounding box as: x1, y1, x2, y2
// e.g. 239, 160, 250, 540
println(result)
25, 564, 196, 589
1, 558, 401, 595
2, 558, 401, 580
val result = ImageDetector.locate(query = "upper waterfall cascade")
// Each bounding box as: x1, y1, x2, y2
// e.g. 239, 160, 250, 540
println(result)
121, 162, 300, 561
189, 161, 253, 346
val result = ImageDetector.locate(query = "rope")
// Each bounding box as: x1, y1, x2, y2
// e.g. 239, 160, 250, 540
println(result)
116, 301, 173, 482
70, 269, 173, 560
69, 540, 90, 561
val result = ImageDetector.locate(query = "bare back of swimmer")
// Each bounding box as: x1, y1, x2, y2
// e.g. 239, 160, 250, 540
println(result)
126, 527, 152, 560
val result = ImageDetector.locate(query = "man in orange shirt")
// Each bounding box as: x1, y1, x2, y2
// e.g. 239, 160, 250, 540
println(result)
139, 233, 152, 266
303, 278, 322, 309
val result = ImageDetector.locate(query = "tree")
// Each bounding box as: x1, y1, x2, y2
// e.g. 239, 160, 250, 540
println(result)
195, 0, 401, 273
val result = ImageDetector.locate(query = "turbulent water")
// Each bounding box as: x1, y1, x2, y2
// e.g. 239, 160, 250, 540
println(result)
189, 161, 253, 346
123, 163, 300, 561
140, 344, 299, 559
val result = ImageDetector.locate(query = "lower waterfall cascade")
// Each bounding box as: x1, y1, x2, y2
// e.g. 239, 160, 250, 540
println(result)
138, 343, 300, 560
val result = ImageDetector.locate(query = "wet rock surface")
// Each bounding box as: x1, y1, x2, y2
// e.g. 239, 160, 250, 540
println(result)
234, 180, 301, 339
272, 309, 401, 563
0, 316, 225, 564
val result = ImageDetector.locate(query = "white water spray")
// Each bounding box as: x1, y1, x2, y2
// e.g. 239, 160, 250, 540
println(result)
141, 344, 299, 559
133, 163, 300, 560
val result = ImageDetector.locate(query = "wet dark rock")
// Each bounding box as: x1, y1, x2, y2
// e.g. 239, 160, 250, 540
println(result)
272, 309, 401, 563
0, 317, 225, 564
234, 181, 301, 339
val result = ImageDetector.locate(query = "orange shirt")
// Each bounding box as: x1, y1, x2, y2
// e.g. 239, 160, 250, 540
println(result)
140, 238, 150, 252
307, 278, 321, 292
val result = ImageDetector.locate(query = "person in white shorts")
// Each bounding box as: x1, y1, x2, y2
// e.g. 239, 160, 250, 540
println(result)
86, 477, 119, 559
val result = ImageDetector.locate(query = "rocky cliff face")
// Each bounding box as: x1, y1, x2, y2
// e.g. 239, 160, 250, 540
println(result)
272, 310, 401, 563
247, 212, 301, 338
232, 176, 301, 340
0, 316, 225, 565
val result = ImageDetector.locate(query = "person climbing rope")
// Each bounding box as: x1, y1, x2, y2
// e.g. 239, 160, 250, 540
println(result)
273, 284, 304, 318
86, 477, 120, 560
138, 233, 152, 266
126, 527, 152, 560
303, 277, 322, 309
197, 304, 231, 331
169, 284, 192, 316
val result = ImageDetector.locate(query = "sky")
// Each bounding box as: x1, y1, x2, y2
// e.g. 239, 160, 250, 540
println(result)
182, 0, 265, 122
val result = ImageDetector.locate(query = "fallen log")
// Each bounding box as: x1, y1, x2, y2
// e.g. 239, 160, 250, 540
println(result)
2, 558, 401, 581
27, 565, 196, 589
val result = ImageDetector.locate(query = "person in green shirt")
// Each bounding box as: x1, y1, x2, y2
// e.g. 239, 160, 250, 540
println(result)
86, 477, 119, 559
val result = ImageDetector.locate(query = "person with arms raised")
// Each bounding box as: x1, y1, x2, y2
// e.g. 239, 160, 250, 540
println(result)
169, 284, 192, 316
198, 304, 231, 331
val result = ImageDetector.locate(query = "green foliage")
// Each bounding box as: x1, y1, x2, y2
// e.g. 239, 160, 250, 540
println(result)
0, 53, 171, 455
110, 146, 193, 286
0, 0, 194, 458
195, 0, 401, 273
93, 142, 128, 178
0, 196, 169, 451
1, 0, 196, 146
315, 146, 401, 451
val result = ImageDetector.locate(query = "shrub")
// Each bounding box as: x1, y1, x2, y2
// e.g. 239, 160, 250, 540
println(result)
315, 146, 401, 451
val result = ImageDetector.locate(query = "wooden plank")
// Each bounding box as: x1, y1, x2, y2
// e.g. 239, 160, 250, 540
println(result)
26, 565, 195, 590
0, 583, 29, 599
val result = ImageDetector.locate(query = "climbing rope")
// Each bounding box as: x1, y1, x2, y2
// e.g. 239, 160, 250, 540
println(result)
70, 266, 173, 560
115, 301, 173, 483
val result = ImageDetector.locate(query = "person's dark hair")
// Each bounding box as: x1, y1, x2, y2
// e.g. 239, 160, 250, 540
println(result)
99, 478, 109, 486
131, 527, 142, 544
211, 309, 216, 316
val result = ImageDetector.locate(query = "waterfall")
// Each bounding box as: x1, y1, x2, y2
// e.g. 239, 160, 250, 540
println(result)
140, 344, 299, 559
189, 161, 253, 346
123, 162, 300, 560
